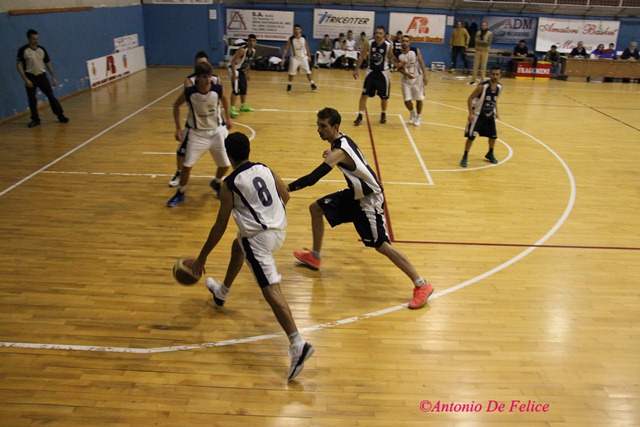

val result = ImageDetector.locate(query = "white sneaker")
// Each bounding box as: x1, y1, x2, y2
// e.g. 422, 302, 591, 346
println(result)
168, 172, 181, 187
288, 341, 315, 381
205, 277, 226, 307
414, 115, 422, 126
408, 110, 416, 125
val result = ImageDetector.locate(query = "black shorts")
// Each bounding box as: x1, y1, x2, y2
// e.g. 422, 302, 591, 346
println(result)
362, 70, 391, 100
465, 115, 497, 140
316, 188, 390, 248
231, 70, 248, 96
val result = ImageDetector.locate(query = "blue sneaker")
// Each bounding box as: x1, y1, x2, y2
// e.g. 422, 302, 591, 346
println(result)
209, 179, 221, 198
167, 191, 185, 207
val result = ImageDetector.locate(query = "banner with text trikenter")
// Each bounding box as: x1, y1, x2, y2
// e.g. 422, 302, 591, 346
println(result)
535, 17, 620, 54
313, 9, 375, 39
226, 9, 294, 41
389, 12, 446, 44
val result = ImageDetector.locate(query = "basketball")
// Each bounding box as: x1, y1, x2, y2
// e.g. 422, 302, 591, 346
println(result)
173, 256, 201, 285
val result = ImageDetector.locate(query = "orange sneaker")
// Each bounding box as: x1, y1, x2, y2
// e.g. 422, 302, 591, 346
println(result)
408, 283, 434, 309
293, 248, 321, 270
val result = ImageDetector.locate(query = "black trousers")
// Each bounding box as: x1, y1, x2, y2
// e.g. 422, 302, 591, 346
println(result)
25, 73, 64, 121
451, 46, 469, 69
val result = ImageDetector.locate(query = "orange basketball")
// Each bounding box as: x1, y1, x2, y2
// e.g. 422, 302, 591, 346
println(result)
172, 256, 201, 285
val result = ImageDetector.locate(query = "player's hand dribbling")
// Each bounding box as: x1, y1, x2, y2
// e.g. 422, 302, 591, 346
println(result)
191, 259, 206, 277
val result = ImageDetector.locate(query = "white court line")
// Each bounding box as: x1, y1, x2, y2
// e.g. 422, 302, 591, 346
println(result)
0, 85, 183, 197
0, 82, 576, 354
399, 114, 434, 185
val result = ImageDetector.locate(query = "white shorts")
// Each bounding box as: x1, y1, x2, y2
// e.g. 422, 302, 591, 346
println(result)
401, 77, 425, 102
183, 127, 230, 168
238, 229, 286, 288
288, 56, 311, 75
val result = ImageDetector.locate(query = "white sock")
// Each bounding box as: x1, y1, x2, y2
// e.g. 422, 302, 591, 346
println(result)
414, 278, 426, 286
288, 331, 304, 346
178, 186, 187, 193
359, 110, 365, 116
218, 283, 230, 298
310, 249, 321, 259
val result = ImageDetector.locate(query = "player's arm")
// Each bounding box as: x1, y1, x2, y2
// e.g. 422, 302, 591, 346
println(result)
387, 43, 400, 67
230, 47, 244, 81
287, 149, 349, 192
281, 39, 291, 62
467, 85, 483, 121
45, 61, 57, 86
353, 42, 368, 79
305, 39, 312, 62
417, 48, 428, 86
16, 59, 33, 87
274, 174, 290, 205
219, 89, 233, 129
193, 183, 233, 274
173, 92, 186, 141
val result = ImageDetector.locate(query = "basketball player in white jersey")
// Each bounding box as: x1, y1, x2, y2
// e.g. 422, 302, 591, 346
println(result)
397, 35, 428, 126
353, 25, 399, 125
281, 24, 317, 92
227, 35, 257, 118
167, 62, 232, 207
287, 108, 434, 310
190, 132, 314, 381
460, 65, 502, 167
169, 51, 231, 191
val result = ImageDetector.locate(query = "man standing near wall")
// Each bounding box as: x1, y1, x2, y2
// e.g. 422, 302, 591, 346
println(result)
16, 29, 69, 127
450, 21, 470, 74
470, 22, 492, 85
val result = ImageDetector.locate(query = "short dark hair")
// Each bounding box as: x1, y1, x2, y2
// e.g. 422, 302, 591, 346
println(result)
248, 34, 257, 40
194, 62, 213, 76
376, 25, 386, 32
519, 39, 526, 43
360, 31, 366, 36
294, 24, 302, 29
490, 65, 501, 72
551, 45, 557, 49
27, 29, 38, 38
194, 50, 208, 61
317, 107, 341, 127
402, 35, 411, 41
225, 132, 250, 163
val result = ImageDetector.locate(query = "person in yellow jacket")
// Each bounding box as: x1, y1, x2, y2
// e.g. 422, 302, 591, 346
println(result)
470, 22, 492, 85
450, 21, 470, 74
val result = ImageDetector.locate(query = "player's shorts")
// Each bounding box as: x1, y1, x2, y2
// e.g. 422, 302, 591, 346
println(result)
228, 69, 248, 96
362, 69, 391, 99
238, 229, 286, 288
288, 56, 312, 75
316, 188, 390, 248
465, 114, 497, 140
183, 127, 231, 168
176, 127, 190, 157
401, 77, 425, 102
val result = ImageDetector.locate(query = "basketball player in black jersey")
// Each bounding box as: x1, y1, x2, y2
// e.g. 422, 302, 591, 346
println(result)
353, 26, 400, 125
460, 65, 503, 167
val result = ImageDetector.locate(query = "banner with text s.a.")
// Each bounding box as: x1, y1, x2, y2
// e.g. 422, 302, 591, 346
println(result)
226, 9, 294, 41
313, 9, 374, 39
483, 17, 537, 45
389, 13, 446, 43
535, 17, 620, 53
87, 46, 146, 89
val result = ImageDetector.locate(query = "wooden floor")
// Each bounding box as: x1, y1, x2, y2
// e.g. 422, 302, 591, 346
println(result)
1, 67, 639, 426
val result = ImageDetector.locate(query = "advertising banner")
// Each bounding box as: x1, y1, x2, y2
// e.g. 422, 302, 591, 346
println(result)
226, 9, 294, 41
87, 46, 146, 89
483, 17, 537, 45
389, 12, 446, 43
536, 17, 620, 53
313, 9, 375, 39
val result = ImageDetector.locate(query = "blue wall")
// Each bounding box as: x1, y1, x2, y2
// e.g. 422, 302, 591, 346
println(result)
1, 5, 144, 121
1, 3, 639, 121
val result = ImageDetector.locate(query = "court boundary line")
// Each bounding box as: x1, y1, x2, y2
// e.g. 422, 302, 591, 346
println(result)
0, 79, 578, 354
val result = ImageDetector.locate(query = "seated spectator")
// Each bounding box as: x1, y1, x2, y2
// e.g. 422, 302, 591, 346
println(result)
356, 32, 368, 69
315, 34, 333, 68
343, 30, 358, 69
543, 45, 562, 75
602, 43, 617, 59
508, 39, 532, 75
332, 33, 346, 68
620, 41, 639, 60
591, 44, 606, 58
569, 41, 589, 58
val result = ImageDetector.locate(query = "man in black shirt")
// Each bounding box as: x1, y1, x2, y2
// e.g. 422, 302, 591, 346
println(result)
16, 29, 68, 127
